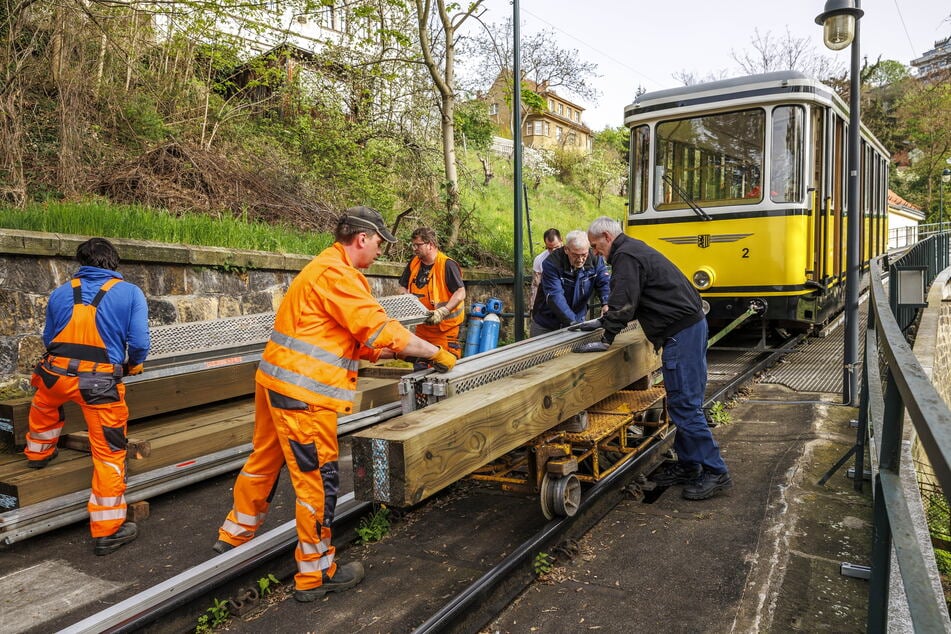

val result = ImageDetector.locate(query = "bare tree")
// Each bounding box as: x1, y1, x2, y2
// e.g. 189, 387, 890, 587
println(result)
467, 18, 599, 101
731, 28, 846, 80
671, 69, 730, 86
414, 0, 484, 247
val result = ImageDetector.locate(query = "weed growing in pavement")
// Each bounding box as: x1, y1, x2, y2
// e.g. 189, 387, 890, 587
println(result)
194, 597, 230, 633
532, 552, 554, 576
709, 401, 732, 426
257, 573, 281, 597
356, 505, 391, 544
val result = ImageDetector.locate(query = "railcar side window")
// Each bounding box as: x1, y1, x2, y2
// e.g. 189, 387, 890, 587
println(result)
630, 125, 649, 213
654, 109, 764, 210
770, 106, 805, 203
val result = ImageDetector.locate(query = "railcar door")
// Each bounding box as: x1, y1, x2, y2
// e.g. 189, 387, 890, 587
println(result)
810, 107, 827, 288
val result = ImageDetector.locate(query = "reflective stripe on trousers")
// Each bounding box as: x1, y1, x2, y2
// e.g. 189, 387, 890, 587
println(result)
219, 383, 341, 589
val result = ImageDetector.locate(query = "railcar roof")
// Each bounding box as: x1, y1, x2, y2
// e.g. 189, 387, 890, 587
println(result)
629, 71, 814, 107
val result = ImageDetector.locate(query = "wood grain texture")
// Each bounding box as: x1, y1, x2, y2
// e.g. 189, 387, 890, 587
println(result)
352, 330, 659, 506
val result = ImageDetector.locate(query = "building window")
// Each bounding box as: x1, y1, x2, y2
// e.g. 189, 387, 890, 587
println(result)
556, 126, 563, 142
534, 120, 543, 135
489, 102, 499, 115
547, 98, 554, 111
544, 121, 550, 135
558, 103, 564, 115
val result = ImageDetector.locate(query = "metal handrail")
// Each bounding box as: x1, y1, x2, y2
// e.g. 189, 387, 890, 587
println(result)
863, 233, 951, 632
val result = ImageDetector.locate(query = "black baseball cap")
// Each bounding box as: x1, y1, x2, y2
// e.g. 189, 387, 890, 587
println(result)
344, 206, 397, 243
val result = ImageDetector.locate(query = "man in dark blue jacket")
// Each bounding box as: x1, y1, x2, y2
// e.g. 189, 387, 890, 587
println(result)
577, 217, 731, 501
530, 230, 610, 337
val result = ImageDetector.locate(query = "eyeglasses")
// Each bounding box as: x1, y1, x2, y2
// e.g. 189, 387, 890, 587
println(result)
567, 250, 589, 259
411, 241, 429, 250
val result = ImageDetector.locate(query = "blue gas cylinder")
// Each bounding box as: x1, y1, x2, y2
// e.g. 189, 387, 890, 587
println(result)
478, 312, 501, 353
485, 297, 504, 315
464, 302, 487, 357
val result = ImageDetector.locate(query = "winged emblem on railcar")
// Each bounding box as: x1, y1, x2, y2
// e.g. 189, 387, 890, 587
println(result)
660, 233, 752, 248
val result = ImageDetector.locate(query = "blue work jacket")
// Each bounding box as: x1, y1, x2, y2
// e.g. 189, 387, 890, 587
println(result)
44, 266, 150, 365
531, 247, 611, 330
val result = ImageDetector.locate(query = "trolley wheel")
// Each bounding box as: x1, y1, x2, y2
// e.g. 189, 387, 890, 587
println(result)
540, 473, 581, 520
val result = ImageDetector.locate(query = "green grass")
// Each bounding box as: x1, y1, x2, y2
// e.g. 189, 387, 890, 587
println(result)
0, 201, 332, 256
0, 157, 627, 267
460, 154, 627, 263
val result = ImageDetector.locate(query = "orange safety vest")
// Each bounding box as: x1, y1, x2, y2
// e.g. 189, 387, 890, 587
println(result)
257, 243, 410, 414
407, 251, 465, 332
44, 278, 123, 376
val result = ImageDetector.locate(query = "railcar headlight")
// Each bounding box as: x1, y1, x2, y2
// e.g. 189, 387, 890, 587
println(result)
692, 267, 715, 290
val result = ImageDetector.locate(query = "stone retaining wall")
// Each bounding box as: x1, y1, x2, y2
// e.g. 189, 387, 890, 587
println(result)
0, 229, 520, 392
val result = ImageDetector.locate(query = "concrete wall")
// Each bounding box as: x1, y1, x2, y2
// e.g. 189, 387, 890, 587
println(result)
0, 229, 522, 393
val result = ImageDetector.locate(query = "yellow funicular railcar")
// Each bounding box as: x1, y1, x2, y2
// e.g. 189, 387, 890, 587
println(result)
624, 70, 890, 333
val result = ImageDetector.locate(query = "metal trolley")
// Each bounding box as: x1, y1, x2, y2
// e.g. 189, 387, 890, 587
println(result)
469, 387, 668, 519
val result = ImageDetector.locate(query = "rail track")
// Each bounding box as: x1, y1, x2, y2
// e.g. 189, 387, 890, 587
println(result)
51, 331, 801, 634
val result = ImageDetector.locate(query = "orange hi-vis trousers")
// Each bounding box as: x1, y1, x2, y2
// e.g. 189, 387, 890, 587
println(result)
218, 383, 340, 591
25, 364, 129, 538
412, 323, 462, 358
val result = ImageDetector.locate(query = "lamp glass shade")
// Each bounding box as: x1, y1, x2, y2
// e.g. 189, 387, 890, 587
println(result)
823, 14, 855, 50
942, 169, 951, 183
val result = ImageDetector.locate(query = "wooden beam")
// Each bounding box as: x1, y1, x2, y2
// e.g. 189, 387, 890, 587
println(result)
61, 432, 152, 459
0, 362, 259, 448
351, 330, 659, 507
0, 374, 401, 508
0, 363, 397, 449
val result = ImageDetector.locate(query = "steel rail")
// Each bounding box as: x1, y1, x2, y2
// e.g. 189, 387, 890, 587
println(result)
1, 402, 402, 544
413, 334, 802, 634
704, 332, 808, 407
413, 430, 672, 634
59, 493, 369, 634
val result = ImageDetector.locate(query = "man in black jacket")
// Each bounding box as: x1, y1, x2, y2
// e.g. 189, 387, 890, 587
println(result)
577, 216, 731, 500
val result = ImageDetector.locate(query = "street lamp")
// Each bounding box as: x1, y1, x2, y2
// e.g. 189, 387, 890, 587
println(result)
816, 0, 863, 406
942, 168, 951, 234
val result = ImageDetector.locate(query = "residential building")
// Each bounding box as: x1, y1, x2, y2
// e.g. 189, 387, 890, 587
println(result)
483, 73, 593, 153
911, 35, 951, 80
887, 189, 925, 249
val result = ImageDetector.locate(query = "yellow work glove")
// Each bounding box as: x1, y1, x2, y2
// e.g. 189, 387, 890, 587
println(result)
425, 306, 451, 325
430, 348, 457, 373
123, 363, 144, 376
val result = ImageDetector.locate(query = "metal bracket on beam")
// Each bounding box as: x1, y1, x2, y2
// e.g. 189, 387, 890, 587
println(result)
846, 467, 872, 481
840, 562, 871, 580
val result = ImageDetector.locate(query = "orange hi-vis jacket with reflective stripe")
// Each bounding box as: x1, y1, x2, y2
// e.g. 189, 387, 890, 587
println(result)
256, 242, 412, 414
407, 251, 465, 333
45, 278, 123, 375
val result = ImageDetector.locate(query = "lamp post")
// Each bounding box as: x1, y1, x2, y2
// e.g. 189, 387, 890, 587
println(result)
816, 0, 863, 406
942, 168, 950, 234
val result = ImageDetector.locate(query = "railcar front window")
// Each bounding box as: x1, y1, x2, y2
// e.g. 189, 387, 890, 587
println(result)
770, 106, 805, 203
655, 109, 764, 210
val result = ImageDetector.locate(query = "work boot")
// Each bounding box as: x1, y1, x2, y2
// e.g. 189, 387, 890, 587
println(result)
649, 461, 702, 487
212, 540, 235, 554
27, 448, 58, 469
682, 470, 733, 500
93, 521, 138, 556
293, 561, 365, 603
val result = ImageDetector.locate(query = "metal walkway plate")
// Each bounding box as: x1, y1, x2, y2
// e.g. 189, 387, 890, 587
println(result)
146, 294, 429, 363
760, 303, 868, 394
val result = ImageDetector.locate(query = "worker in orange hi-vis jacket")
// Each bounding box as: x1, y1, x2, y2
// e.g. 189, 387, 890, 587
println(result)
24, 237, 150, 556
214, 207, 456, 603
398, 226, 466, 365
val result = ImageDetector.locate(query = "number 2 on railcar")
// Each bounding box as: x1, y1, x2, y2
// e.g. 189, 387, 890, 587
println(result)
623, 70, 890, 333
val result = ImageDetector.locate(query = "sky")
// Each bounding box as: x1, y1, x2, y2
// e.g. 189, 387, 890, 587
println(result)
468, 0, 950, 130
